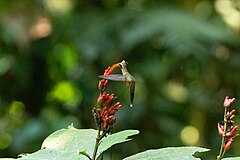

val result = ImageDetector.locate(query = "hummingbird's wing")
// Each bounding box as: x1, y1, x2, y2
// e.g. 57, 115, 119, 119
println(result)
98, 74, 126, 81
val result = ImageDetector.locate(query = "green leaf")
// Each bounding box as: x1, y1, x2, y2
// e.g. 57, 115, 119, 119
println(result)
98, 130, 140, 156
123, 146, 210, 160
18, 149, 79, 160
223, 157, 240, 160
3, 124, 139, 160
41, 125, 97, 157
41, 125, 139, 159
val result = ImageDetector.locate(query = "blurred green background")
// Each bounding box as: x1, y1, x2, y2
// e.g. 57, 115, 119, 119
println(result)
0, 0, 240, 159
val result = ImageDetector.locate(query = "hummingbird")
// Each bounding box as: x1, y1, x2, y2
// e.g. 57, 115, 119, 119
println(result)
98, 60, 135, 107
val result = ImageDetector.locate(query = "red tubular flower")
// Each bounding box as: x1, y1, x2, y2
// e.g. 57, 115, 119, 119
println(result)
98, 63, 120, 93
98, 79, 108, 92
97, 92, 115, 108
229, 109, 236, 115
218, 122, 238, 137
229, 109, 235, 120
103, 93, 115, 107
223, 96, 236, 108
226, 126, 238, 137
218, 123, 224, 136
224, 137, 234, 151
102, 110, 109, 129
103, 63, 120, 76
108, 116, 116, 125
101, 109, 116, 130
107, 102, 122, 115
94, 61, 124, 133
226, 110, 235, 120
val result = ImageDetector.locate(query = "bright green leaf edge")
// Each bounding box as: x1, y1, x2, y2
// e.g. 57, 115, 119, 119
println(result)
123, 146, 210, 160
223, 157, 240, 160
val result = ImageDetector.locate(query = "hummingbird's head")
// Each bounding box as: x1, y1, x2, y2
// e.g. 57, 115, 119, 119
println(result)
119, 60, 128, 69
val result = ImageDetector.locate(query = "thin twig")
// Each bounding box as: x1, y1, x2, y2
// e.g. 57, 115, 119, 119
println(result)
217, 107, 227, 160
92, 126, 101, 160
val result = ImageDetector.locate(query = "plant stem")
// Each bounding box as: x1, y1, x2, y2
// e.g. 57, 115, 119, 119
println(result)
217, 107, 228, 160
92, 126, 101, 160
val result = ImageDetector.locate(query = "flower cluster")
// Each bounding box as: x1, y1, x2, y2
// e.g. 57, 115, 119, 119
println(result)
92, 63, 121, 134
217, 96, 239, 159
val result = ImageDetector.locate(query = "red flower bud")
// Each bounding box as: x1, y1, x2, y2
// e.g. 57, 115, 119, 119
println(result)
97, 92, 115, 108
230, 109, 236, 115
218, 123, 224, 136
230, 115, 235, 120
107, 108, 117, 115
224, 137, 234, 151
226, 126, 238, 137
101, 109, 116, 129
229, 109, 236, 120
107, 102, 122, 115
102, 109, 109, 128
98, 79, 108, 91
108, 116, 116, 125
223, 96, 236, 108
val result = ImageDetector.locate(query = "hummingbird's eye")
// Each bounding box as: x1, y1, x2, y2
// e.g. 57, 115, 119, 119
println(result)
119, 63, 123, 68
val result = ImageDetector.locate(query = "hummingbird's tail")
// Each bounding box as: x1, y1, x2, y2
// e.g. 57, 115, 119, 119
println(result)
130, 84, 135, 107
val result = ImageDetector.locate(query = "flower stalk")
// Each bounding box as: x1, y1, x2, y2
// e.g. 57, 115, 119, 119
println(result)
217, 96, 239, 160
92, 125, 101, 160
91, 62, 122, 160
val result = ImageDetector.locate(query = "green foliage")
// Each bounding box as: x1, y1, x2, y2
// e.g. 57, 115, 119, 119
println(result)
98, 130, 140, 156
123, 147, 210, 160
119, 9, 237, 54
0, 125, 139, 160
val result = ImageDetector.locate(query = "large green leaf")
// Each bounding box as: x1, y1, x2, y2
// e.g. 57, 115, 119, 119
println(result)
16, 125, 95, 160
1, 125, 139, 160
18, 149, 79, 160
41, 125, 97, 157
123, 146, 210, 160
98, 130, 140, 156
223, 157, 240, 160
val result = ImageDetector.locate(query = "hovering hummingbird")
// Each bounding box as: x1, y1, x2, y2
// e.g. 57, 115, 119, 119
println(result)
98, 60, 136, 107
